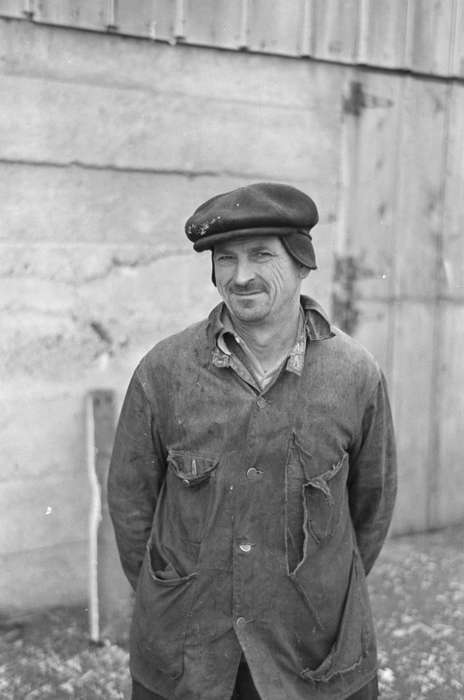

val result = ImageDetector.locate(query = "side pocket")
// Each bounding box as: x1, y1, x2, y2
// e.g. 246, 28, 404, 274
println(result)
131, 543, 198, 680
300, 548, 372, 683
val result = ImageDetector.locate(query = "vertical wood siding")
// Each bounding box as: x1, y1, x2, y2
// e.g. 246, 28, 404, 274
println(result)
1, 0, 463, 77
336, 72, 464, 532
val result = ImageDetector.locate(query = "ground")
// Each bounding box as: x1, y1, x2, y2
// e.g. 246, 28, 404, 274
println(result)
1, 525, 463, 699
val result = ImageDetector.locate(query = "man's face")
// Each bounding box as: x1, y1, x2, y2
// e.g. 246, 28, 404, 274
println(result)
213, 235, 306, 324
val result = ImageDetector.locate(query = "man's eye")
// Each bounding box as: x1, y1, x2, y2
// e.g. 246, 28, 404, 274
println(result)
253, 251, 272, 260
215, 255, 234, 264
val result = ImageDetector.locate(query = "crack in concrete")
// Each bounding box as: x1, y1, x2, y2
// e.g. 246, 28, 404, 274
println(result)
0, 157, 281, 181
1, 304, 73, 317
0, 247, 193, 285
82, 247, 192, 283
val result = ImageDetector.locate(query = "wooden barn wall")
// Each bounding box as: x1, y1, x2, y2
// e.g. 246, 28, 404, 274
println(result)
0, 13, 462, 610
0, 0, 463, 77
336, 73, 464, 534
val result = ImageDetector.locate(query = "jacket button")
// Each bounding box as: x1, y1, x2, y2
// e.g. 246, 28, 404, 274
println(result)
239, 544, 252, 553
236, 617, 246, 627
246, 467, 262, 480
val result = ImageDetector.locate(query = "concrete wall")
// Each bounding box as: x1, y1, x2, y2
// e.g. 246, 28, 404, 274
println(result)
0, 18, 342, 610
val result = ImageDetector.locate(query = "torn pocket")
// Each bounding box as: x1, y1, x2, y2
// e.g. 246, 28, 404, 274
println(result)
286, 437, 349, 572
305, 452, 349, 544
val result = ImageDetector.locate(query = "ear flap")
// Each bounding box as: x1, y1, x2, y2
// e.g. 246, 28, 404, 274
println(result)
211, 251, 216, 286
281, 231, 317, 270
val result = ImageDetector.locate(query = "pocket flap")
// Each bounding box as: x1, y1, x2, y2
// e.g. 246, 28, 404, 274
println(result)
167, 449, 218, 487
320, 452, 349, 483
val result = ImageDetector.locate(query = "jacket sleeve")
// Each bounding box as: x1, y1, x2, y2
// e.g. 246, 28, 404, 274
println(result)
107, 370, 164, 590
348, 370, 397, 575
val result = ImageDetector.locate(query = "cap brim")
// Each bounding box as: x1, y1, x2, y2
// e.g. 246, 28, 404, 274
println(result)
193, 226, 307, 252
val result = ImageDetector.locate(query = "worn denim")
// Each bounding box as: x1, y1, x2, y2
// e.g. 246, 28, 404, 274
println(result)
108, 296, 397, 700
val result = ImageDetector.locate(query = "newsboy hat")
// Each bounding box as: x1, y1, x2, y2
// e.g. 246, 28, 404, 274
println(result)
185, 182, 318, 269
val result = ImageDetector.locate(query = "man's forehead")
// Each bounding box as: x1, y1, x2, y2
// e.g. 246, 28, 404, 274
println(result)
213, 234, 284, 254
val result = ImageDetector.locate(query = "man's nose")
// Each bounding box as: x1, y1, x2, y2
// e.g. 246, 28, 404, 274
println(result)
233, 258, 255, 285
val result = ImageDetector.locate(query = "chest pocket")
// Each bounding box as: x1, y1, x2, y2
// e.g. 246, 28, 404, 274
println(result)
166, 450, 219, 544
303, 452, 349, 543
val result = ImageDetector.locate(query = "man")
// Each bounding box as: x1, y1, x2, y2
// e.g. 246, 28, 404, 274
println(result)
108, 183, 397, 700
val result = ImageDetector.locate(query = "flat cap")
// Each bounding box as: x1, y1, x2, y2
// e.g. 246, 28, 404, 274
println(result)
185, 182, 319, 253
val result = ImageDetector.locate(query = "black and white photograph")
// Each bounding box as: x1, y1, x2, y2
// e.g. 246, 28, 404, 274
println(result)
0, 2, 463, 699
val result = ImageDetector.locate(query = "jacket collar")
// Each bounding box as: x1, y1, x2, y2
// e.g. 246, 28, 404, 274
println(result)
299, 295, 335, 342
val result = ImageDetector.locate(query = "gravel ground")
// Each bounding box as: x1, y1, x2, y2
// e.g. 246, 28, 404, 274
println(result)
1, 524, 463, 699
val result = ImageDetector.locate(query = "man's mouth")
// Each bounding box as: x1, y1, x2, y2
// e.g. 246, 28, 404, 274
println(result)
230, 288, 265, 296
232, 290, 262, 296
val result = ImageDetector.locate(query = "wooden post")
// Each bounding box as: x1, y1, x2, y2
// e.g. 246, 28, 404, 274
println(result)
86, 390, 133, 643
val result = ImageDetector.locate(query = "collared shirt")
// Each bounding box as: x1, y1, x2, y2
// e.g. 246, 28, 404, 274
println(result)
215, 306, 307, 391
211, 296, 332, 393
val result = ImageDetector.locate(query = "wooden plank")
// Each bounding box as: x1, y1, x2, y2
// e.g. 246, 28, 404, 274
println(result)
406, 0, 455, 76
33, 0, 107, 31
360, 0, 409, 68
434, 304, 464, 527
181, 0, 243, 49
392, 78, 448, 301
431, 83, 464, 528
312, 0, 359, 63
87, 390, 132, 642
333, 72, 401, 381
116, 0, 165, 39
441, 83, 464, 299
0, 0, 28, 18
451, 0, 464, 77
339, 73, 401, 304
389, 301, 435, 534
348, 299, 391, 375
388, 77, 449, 532
246, 0, 305, 55
0, 0, 462, 77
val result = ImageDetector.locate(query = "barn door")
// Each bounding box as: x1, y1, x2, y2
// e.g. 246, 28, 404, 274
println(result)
334, 71, 455, 534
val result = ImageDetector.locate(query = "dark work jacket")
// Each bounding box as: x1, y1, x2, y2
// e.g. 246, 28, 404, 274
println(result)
108, 296, 397, 700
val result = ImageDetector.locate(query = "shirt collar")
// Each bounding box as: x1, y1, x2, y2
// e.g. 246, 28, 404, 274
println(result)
208, 295, 334, 375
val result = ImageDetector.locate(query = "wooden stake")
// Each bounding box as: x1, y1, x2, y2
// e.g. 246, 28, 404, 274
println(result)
86, 389, 133, 643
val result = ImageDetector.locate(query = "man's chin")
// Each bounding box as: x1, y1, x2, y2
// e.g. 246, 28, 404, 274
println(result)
228, 303, 269, 323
